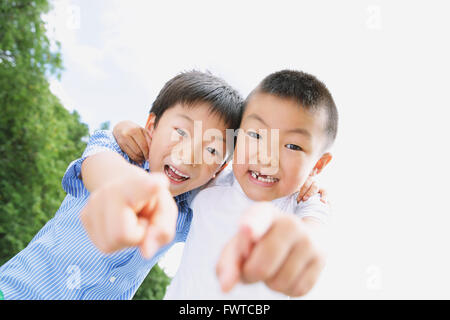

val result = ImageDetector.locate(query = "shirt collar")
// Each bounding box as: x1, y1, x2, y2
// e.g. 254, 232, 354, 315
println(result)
175, 190, 192, 206
143, 160, 150, 172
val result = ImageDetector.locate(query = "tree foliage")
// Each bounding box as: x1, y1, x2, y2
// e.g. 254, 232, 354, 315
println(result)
0, 0, 88, 263
0, 0, 170, 299
133, 266, 172, 300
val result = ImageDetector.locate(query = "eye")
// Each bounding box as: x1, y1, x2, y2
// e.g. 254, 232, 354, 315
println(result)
206, 147, 217, 155
285, 144, 303, 151
175, 128, 187, 137
247, 131, 261, 139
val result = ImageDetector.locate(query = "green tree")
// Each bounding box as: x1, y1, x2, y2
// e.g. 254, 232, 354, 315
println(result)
0, 0, 170, 299
0, 0, 89, 261
133, 266, 172, 300
98, 120, 111, 131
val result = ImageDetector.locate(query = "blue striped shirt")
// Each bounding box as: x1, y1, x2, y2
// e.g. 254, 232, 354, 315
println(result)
0, 130, 193, 299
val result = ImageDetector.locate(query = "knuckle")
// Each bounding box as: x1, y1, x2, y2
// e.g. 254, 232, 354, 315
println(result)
277, 215, 300, 233
244, 261, 270, 281
113, 217, 132, 246
298, 233, 313, 249
292, 284, 310, 297
266, 278, 285, 293
293, 234, 312, 254
130, 127, 140, 136
114, 226, 128, 245
122, 127, 130, 136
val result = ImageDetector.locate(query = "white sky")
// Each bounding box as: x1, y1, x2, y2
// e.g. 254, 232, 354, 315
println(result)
45, 0, 450, 299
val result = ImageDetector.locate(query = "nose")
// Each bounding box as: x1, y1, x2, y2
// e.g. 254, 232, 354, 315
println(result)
187, 135, 203, 167
259, 152, 279, 176
257, 132, 280, 176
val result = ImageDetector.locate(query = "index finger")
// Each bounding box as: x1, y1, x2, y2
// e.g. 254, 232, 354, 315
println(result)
216, 225, 253, 292
216, 202, 277, 292
139, 187, 178, 259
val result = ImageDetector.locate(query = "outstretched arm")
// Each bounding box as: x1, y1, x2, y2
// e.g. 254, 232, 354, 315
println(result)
216, 200, 329, 297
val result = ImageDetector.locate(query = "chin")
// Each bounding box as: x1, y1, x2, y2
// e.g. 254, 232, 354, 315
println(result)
169, 187, 187, 197
244, 189, 276, 202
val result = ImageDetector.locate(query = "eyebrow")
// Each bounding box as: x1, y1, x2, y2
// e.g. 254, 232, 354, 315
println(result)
286, 127, 311, 139
209, 134, 225, 143
177, 113, 225, 142
245, 113, 268, 126
177, 114, 194, 122
246, 113, 311, 139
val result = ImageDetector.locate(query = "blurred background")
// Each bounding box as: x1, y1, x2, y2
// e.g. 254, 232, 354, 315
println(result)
1, 0, 449, 299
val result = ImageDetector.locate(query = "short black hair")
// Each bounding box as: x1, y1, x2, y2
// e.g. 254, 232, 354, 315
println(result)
150, 71, 243, 131
251, 70, 338, 150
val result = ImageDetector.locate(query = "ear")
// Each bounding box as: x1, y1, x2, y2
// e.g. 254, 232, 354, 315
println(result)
310, 152, 332, 176
145, 113, 157, 138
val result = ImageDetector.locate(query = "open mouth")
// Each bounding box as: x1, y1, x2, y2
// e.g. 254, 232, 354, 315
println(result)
164, 164, 190, 184
248, 170, 279, 187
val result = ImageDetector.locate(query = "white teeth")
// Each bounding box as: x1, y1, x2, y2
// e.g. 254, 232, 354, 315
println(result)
251, 171, 277, 183
169, 165, 189, 179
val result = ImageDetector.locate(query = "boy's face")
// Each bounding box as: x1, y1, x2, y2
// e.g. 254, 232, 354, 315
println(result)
233, 92, 329, 201
146, 102, 228, 196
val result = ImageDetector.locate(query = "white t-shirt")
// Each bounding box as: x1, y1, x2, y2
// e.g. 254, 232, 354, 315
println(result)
164, 166, 329, 300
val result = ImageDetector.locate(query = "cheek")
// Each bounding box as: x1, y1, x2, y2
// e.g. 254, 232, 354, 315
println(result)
194, 164, 222, 185
280, 158, 310, 193
233, 162, 247, 178
233, 133, 252, 166
153, 130, 181, 159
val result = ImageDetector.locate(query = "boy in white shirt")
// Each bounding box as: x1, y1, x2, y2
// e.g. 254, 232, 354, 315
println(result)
165, 70, 337, 299
115, 70, 337, 299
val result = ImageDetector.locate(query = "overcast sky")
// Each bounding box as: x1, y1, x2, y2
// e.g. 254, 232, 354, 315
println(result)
45, 0, 450, 299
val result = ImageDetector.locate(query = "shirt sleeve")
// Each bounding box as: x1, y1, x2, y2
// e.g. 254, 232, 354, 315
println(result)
61, 130, 131, 198
293, 194, 331, 225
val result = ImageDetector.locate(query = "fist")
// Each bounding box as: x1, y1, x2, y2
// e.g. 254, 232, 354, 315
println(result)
216, 202, 326, 297
113, 121, 151, 164
81, 172, 178, 259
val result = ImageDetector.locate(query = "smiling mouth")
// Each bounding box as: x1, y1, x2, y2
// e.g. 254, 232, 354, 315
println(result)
164, 164, 190, 183
248, 170, 279, 186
